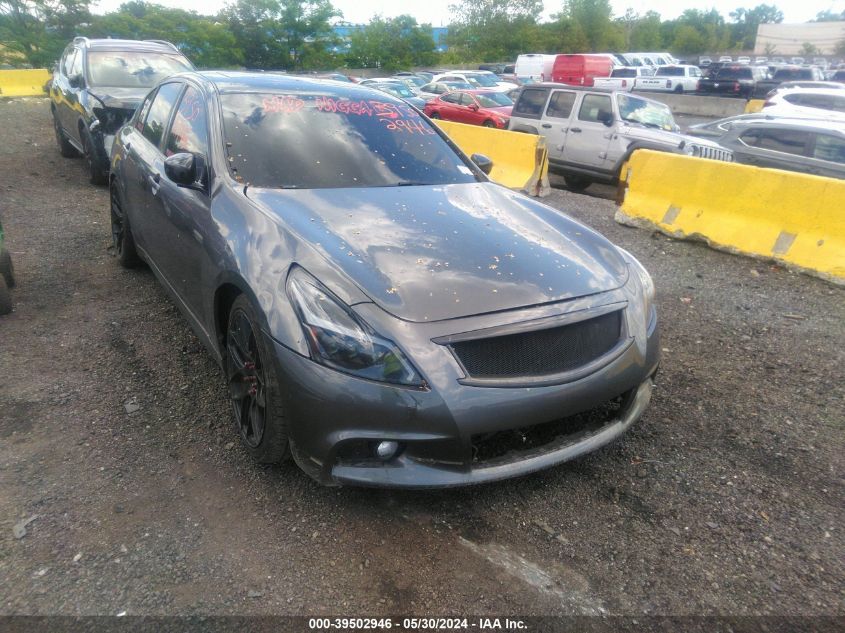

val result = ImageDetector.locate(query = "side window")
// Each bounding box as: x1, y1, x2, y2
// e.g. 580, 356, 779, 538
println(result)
441, 92, 460, 104
142, 82, 183, 149
165, 86, 208, 157
68, 49, 82, 77
459, 93, 475, 106
578, 94, 612, 123
61, 48, 75, 76
135, 92, 155, 132
745, 128, 810, 156
545, 91, 576, 119
433, 84, 446, 94
813, 135, 845, 163
513, 89, 548, 118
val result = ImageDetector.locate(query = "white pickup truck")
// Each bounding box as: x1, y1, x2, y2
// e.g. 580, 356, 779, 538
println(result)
635, 65, 702, 94
592, 66, 653, 92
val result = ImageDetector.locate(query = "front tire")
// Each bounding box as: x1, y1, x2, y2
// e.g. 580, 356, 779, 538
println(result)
53, 112, 78, 158
0, 276, 11, 316
81, 125, 108, 185
483, 120, 496, 127
110, 181, 141, 268
564, 175, 592, 192
225, 295, 290, 464
0, 249, 14, 288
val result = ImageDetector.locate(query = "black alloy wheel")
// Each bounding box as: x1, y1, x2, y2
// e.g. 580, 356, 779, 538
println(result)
224, 296, 290, 463
227, 307, 270, 449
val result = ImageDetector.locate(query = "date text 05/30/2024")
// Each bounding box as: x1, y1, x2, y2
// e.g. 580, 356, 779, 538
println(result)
308, 618, 527, 630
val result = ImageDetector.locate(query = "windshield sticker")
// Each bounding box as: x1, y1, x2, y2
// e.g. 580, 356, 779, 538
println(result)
263, 95, 306, 114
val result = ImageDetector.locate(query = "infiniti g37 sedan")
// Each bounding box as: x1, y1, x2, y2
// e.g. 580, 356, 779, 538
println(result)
109, 71, 660, 488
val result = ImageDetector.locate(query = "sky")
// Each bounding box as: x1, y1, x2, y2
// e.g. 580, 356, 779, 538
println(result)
90, 0, 845, 26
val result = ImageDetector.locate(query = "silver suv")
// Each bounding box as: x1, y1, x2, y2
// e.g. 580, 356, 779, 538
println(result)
508, 84, 732, 191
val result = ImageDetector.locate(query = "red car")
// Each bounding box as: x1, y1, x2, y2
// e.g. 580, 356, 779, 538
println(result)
424, 90, 513, 128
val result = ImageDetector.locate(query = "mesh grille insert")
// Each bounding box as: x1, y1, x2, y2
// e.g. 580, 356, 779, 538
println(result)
451, 310, 622, 379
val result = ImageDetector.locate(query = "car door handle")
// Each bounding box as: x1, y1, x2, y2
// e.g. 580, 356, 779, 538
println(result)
541, 123, 552, 128
149, 172, 161, 195
570, 127, 582, 133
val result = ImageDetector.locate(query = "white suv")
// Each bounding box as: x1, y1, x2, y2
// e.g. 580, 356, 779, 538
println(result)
508, 84, 732, 191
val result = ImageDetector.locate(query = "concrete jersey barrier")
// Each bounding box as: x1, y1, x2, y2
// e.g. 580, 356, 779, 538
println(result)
0, 69, 51, 97
615, 149, 845, 285
434, 120, 550, 197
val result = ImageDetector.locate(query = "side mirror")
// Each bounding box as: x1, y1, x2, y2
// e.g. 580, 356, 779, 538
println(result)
471, 153, 494, 175
164, 152, 200, 187
68, 74, 84, 88
468, 103, 479, 111
598, 110, 614, 126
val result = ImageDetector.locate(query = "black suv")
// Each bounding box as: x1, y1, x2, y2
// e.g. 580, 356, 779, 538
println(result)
50, 37, 193, 184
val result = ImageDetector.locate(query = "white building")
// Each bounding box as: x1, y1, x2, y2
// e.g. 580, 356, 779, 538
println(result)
755, 22, 845, 56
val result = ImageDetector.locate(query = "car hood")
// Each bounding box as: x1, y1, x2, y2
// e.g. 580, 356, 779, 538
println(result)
88, 87, 149, 109
620, 124, 724, 148
247, 183, 628, 323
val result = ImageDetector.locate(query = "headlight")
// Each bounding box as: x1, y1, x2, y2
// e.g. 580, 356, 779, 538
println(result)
618, 248, 656, 321
286, 268, 425, 387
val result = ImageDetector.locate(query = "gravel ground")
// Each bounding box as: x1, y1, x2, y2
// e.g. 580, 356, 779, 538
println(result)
1, 98, 843, 619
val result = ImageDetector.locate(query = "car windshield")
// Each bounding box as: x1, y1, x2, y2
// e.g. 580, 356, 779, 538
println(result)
443, 81, 473, 90
85, 51, 192, 88
775, 68, 813, 80
220, 92, 478, 189
474, 92, 512, 107
379, 84, 414, 98
465, 74, 498, 87
616, 94, 676, 131
716, 67, 752, 80
401, 76, 426, 87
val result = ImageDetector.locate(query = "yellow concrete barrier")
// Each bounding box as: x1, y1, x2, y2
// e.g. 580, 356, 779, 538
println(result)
745, 99, 766, 113
616, 150, 845, 285
0, 69, 51, 97
434, 120, 550, 196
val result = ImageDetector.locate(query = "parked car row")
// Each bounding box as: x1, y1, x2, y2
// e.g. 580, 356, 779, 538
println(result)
47, 37, 662, 488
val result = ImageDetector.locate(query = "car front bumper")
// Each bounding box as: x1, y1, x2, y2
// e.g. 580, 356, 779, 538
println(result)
268, 308, 659, 488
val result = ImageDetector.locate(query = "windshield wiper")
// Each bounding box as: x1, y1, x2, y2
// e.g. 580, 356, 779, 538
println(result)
396, 180, 435, 186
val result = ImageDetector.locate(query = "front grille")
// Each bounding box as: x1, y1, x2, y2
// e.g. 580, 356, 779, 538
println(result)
451, 310, 622, 379
691, 144, 734, 162
472, 391, 631, 464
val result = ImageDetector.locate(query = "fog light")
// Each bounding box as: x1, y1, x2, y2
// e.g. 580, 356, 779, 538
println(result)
375, 441, 400, 461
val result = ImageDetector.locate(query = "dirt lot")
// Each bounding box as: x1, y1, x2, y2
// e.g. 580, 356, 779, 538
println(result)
1, 98, 843, 619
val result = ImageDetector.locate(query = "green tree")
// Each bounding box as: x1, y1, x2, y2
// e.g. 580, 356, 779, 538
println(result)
0, 0, 90, 67
672, 24, 707, 55
558, 0, 623, 51
814, 10, 845, 22
447, 0, 543, 61
629, 11, 663, 51
88, 2, 242, 68
224, 0, 339, 70
346, 15, 436, 70
729, 4, 783, 50
799, 41, 819, 56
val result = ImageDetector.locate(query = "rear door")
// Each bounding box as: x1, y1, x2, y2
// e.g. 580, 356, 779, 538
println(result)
561, 93, 614, 168
439, 92, 465, 122
541, 90, 576, 161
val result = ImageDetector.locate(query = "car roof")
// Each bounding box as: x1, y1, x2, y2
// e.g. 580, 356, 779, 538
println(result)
175, 71, 406, 100
732, 118, 845, 133
74, 38, 181, 54
774, 87, 845, 97
520, 82, 614, 94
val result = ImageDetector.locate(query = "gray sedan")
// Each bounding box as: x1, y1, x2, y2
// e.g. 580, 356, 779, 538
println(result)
715, 119, 845, 179
108, 71, 659, 488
